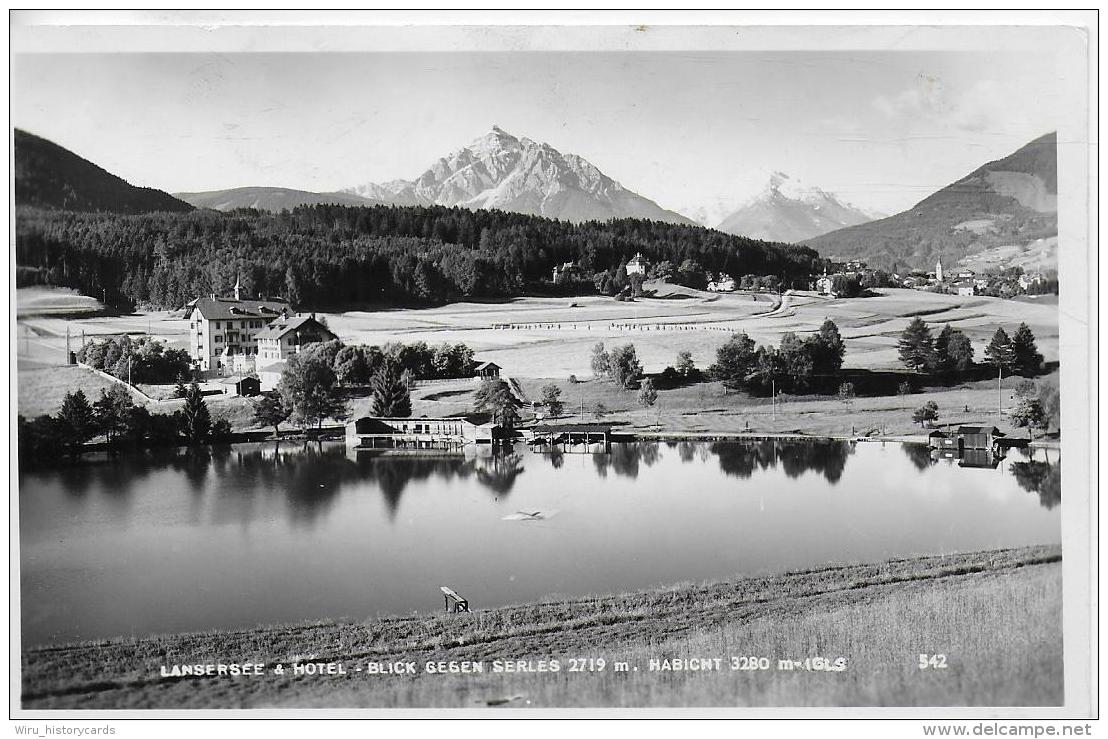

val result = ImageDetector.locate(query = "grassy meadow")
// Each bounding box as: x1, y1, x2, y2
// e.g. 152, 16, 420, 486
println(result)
21, 545, 1061, 709
16, 284, 1060, 442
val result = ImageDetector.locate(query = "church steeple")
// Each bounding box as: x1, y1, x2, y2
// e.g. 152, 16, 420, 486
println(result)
234, 275, 242, 301
935, 257, 944, 283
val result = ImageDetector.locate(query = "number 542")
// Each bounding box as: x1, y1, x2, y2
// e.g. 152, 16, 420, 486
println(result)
919, 654, 948, 669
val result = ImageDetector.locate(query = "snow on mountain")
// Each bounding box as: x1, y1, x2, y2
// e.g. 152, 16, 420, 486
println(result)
343, 126, 693, 225
714, 172, 880, 243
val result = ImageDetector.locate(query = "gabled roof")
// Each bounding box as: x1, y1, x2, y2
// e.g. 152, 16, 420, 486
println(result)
218, 375, 259, 385
254, 315, 337, 341
956, 425, 1005, 436
475, 361, 501, 371
185, 296, 289, 321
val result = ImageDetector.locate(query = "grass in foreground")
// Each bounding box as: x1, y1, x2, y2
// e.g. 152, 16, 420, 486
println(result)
22, 545, 1061, 709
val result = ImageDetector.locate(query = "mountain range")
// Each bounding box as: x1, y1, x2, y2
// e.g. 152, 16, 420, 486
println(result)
175, 186, 379, 212
13, 129, 192, 214
341, 126, 695, 225
13, 125, 1058, 274
803, 132, 1057, 272
174, 126, 694, 225
708, 172, 880, 243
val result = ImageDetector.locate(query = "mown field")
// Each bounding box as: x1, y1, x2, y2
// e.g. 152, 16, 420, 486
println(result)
21, 545, 1062, 709
15, 284, 1059, 440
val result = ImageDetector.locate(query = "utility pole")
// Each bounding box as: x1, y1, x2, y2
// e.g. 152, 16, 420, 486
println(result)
771, 376, 776, 422
997, 364, 1003, 416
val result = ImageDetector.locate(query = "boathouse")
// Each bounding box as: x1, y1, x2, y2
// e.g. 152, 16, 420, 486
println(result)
529, 423, 613, 453
345, 414, 503, 449
927, 430, 961, 451
954, 425, 1005, 450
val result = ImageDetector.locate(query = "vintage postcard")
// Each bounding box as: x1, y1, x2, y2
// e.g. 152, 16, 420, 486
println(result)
8, 10, 1097, 725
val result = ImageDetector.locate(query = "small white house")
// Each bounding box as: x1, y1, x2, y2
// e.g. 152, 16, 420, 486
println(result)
708, 273, 736, 292
815, 273, 835, 295
953, 280, 976, 296
626, 253, 648, 276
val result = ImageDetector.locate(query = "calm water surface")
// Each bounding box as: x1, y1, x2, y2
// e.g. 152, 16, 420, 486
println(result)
19, 440, 1060, 645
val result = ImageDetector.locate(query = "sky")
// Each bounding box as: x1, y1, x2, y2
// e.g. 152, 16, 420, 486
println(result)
11, 49, 1065, 217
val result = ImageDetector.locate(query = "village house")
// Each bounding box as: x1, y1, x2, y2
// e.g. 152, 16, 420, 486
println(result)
255, 314, 337, 365
184, 279, 291, 374
625, 253, 648, 276
815, 270, 835, 295
953, 279, 976, 296
1018, 273, 1042, 291
551, 262, 576, 284
707, 273, 736, 292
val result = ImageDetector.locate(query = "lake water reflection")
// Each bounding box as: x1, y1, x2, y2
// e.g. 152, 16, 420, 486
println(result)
19, 440, 1060, 645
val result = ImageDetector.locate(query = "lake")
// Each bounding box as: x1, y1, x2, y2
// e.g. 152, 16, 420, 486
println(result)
18, 439, 1060, 646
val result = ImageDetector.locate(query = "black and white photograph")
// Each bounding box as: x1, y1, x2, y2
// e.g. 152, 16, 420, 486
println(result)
8, 10, 1097, 725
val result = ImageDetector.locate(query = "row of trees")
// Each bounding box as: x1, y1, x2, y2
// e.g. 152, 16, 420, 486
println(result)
898, 318, 1043, 377
16, 203, 824, 311
76, 335, 192, 384
295, 339, 476, 387
710, 320, 847, 395
18, 383, 231, 463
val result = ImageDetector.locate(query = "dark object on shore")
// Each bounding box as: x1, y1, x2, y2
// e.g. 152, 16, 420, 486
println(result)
440, 586, 469, 613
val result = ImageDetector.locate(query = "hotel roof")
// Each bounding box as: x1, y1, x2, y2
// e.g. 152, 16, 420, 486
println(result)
185, 296, 289, 321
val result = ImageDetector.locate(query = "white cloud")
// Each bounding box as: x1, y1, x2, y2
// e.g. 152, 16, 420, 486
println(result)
872, 75, 1037, 136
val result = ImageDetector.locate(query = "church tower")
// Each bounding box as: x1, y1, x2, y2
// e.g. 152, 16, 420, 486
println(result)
234, 276, 242, 301
935, 257, 944, 283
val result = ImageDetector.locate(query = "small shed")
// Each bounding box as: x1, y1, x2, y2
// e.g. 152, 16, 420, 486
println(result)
475, 361, 502, 380
219, 375, 261, 397
955, 425, 1005, 450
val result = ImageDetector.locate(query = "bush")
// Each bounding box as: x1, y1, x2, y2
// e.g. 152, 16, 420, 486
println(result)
897, 381, 913, 396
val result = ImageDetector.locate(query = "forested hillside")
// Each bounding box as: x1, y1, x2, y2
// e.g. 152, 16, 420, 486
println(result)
15, 204, 821, 311
804, 133, 1057, 271
14, 129, 193, 215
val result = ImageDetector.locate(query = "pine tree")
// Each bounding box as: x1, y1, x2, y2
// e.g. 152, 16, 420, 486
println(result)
369, 364, 412, 417
897, 318, 935, 372
180, 381, 211, 444
93, 385, 135, 446
58, 389, 95, 451
1010, 323, 1043, 376
473, 379, 520, 428
984, 327, 1015, 370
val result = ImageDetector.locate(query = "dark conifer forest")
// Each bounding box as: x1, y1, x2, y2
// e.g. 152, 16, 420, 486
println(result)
15, 204, 823, 310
